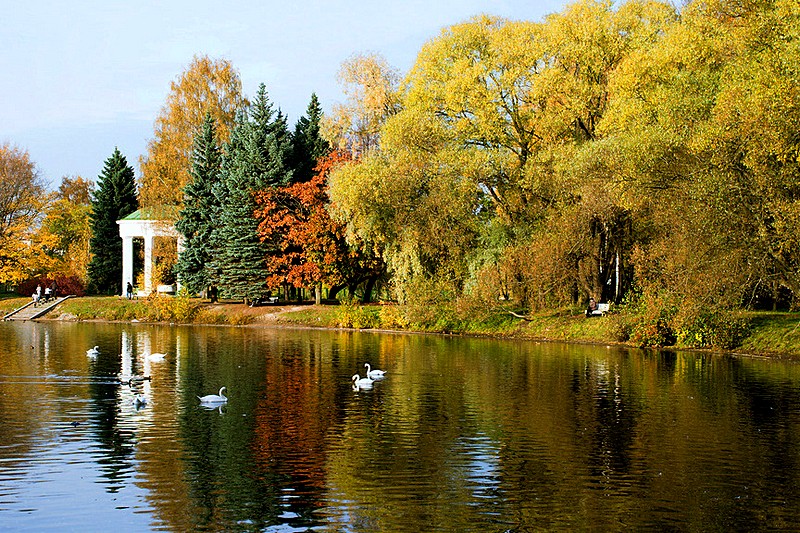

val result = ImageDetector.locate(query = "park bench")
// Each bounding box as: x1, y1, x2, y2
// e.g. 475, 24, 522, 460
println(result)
249, 296, 279, 307
587, 302, 611, 317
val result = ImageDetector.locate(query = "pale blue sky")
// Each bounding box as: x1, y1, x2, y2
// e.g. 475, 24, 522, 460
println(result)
2, 0, 568, 186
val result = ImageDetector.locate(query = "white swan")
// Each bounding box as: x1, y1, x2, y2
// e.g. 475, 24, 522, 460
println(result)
147, 352, 166, 362
133, 394, 147, 407
198, 387, 228, 404
352, 374, 374, 389
364, 363, 386, 379
86, 346, 100, 357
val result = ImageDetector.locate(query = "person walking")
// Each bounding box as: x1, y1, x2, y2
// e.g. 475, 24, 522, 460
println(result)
126, 282, 133, 300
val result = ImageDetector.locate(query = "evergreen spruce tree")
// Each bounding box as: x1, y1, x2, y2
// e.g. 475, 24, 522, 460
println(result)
212, 84, 293, 302
87, 148, 138, 294
290, 93, 330, 183
175, 114, 222, 295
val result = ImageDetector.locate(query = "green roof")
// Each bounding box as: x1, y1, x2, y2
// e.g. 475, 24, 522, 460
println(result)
120, 206, 180, 221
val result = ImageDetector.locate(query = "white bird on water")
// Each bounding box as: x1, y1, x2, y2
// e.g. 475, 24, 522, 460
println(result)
352, 374, 374, 390
133, 394, 147, 407
86, 346, 100, 357
147, 352, 166, 362
198, 387, 228, 404
364, 363, 386, 380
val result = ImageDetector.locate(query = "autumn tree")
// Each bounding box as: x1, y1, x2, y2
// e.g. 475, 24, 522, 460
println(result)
255, 152, 384, 304
211, 84, 292, 302
0, 142, 50, 286
321, 52, 401, 156
600, 0, 800, 323
87, 148, 138, 294
139, 55, 248, 212
39, 176, 93, 281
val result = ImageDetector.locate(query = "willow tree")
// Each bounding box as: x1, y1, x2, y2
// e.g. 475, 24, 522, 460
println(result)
329, 4, 675, 308
602, 0, 800, 317
138, 55, 248, 212
330, 17, 547, 303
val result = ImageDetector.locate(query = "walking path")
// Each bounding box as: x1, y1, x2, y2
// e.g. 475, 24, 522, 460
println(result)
3, 296, 72, 321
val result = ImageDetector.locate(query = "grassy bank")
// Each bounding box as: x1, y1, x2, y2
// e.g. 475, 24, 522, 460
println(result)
3, 295, 800, 358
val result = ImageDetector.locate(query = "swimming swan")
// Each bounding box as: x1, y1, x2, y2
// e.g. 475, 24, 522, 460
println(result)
198, 387, 228, 404
133, 394, 147, 407
147, 352, 166, 362
364, 363, 386, 379
352, 374, 374, 389
86, 346, 100, 357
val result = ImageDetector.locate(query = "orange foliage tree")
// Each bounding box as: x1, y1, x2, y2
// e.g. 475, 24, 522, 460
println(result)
254, 152, 384, 303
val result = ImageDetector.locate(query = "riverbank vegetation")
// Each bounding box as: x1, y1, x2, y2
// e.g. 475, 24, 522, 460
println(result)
2, 0, 799, 356
2, 294, 798, 358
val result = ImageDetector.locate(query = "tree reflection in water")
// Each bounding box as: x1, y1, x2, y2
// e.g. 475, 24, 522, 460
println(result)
1, 321, 800, 531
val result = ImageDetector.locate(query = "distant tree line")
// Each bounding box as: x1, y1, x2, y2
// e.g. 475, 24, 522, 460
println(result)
6, 0, 799, 351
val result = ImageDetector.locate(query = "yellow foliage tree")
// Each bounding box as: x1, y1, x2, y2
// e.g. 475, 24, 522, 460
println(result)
138, 55, 248, 213
0, 142, 53, 285
38, 176, 93, 281
321, 52, 401, 156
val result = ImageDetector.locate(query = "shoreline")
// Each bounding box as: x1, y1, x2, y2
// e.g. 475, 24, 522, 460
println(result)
4, 296, 800, 360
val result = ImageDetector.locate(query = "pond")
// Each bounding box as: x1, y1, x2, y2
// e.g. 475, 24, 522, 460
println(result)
1, 320, 799, 531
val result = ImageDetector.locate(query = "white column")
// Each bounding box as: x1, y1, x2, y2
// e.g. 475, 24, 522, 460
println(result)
144, 235, 153, 294
176, 236, 185, 292
122, 236, 133, 296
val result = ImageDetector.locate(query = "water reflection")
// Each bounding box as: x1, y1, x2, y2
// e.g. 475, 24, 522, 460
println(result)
2, 321, 800, 531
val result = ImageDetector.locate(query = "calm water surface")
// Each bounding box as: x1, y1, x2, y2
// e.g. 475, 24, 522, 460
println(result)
1, 320, 799, 531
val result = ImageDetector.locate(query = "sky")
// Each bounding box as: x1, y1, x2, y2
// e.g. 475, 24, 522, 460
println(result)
2, 0, 568, 188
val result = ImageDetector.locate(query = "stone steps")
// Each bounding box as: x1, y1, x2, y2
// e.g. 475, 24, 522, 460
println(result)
3, 295, 72, 321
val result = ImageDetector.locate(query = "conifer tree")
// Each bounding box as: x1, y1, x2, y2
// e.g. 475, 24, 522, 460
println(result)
212, 84, 292, 302
175, 114, 221, 295
291, 93, 330, 183
87, 148, 138, 294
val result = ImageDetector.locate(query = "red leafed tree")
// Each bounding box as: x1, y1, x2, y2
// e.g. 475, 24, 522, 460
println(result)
255, 151, 383, 303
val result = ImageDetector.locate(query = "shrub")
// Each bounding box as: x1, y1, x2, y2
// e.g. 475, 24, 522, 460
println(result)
143, 291, 201, 323
626, 289, 678, 347
675, 305, 749, 349
335, 298, 380, 329
17, 275, 86, 297
227, 312, 255, 326
606, 313, 633, 342
194, 308, 230, 325
378, 305, 410, 329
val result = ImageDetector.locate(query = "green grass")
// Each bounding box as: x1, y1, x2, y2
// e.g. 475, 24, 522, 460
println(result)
279, 305, 339, 327
736, 312, 800, 357
0, 297, 30, 316
57, 296, 148, 321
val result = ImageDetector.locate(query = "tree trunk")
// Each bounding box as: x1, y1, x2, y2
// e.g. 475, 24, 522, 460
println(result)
328, 285, 344, 300
361, 276, 376, 304
315, 283, 322, 305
